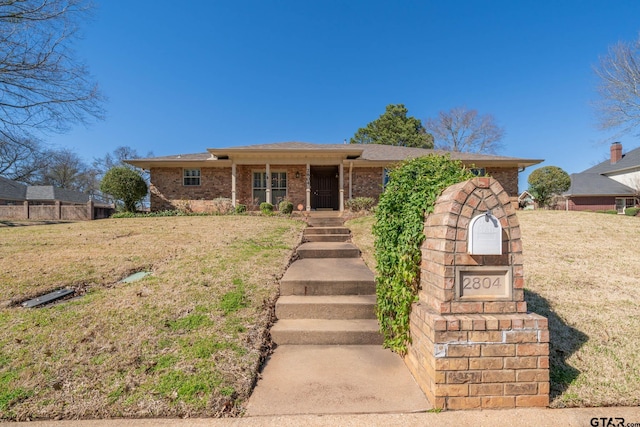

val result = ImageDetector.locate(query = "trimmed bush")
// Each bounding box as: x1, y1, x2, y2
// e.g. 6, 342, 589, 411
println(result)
373, 155, 474, 354
234, 204, 247, 214
625, 207, 639, 216
278, 200, 294, 214
259, 202, 274, 214
345, 197, 376, 212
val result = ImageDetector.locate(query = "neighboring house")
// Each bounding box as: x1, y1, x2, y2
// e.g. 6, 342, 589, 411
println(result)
0, 176, 113, 220
564, 142, 640, 213
126, 142, 543, 213
518, 191, 535, 210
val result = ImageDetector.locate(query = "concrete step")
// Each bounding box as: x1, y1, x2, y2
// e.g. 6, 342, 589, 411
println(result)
303, 234, 351, 242
276, 295, 377, 320
271, 319, 383, 345
304, 226, 350, 235
297, 242, 360, 259
308, 218, 344, 227
280, 258, 375, 296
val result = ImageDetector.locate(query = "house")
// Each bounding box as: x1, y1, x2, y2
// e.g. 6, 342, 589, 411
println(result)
564, 142, 640, 213
126, 142, 543, 213
518, 190, 535, 210
0, 176, 113, 220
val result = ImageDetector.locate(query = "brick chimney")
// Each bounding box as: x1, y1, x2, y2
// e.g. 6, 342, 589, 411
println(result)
611, 142, 622, 164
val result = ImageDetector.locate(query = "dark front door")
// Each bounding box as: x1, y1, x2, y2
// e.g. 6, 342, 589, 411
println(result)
311, 166, 339, 210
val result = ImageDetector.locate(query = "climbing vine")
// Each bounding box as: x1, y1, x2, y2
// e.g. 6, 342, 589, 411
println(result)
373, 155, 474, 354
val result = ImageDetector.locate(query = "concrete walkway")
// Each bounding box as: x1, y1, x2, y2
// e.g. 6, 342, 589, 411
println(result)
245, 214, 430, 416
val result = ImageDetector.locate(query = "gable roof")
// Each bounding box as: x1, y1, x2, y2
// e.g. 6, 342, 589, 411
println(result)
26, 186, 90, 204
566, 173, 636, 197
0, 176, 90, 204
127, 141, 543, 169
581, 145, 640, 175
0, 176, 28, 200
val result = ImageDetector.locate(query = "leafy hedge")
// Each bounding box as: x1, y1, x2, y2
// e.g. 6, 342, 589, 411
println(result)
625, 207, 639, 216
345, 197, 376, 212
373, 155, 474, 354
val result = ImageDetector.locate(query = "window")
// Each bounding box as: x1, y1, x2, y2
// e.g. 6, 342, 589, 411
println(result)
253, 171, 287, 204
183, 169, 201, 186
471, 168, 486, 177
383, 168, 390, 189
616, 197, 637, 214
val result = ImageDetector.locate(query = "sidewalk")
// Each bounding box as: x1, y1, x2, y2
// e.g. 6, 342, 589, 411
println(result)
5, 407, 640, 427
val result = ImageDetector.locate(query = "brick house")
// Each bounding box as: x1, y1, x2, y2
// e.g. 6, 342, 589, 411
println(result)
126, 142, 542, 212
564, 142, 640, 212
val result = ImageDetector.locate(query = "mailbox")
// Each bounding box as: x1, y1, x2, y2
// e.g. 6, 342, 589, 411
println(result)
468, 211, 502, 255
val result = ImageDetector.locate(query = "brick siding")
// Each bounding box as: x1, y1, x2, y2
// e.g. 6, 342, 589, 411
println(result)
150, 167, 232, 211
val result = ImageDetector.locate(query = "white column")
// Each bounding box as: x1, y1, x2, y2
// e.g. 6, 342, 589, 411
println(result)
266, 163, 271, 204
231, 163, 237, 207
305, 163, 311, 211
348, 162, 353, 200
339, 163, 344, 212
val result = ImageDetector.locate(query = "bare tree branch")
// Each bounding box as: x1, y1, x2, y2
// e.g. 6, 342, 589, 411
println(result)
425, 106, 505, 154
593, 34, 640, 138
0, 0, 103, 178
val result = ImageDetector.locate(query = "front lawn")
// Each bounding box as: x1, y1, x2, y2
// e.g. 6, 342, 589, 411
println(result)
347, 210, 640, 408
0, 216, 304, 420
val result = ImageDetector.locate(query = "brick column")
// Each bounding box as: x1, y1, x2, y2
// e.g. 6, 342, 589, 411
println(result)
405, 177, 549, 410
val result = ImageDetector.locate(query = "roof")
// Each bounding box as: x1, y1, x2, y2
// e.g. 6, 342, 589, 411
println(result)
566, 144, 640, 197
127, 142, 543, 169
565, 173, 636, 197
0, 176, 27, 200
582, 145, 640, 175
26, 186, 90, 204
0, 177, 90, 203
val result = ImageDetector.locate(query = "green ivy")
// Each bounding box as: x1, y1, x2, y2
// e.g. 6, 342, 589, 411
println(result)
373, 155, 474, 354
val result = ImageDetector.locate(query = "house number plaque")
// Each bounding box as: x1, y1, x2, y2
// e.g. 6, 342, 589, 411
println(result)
455, 267, 511, 300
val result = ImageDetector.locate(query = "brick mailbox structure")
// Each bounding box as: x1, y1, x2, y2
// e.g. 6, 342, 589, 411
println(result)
405, 177, 549, 410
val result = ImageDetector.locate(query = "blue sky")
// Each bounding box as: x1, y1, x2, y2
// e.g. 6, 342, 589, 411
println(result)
47, 0, 640, 191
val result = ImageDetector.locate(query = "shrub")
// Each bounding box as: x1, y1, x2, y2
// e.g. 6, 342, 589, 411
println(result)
373, 155, 474, 354
234, 204, 247, 214
278, 200, 294, 214
100, 166, 148, 212
345, 197, 375, 212
211, 198, 234, 215
259, 202, 273, 214
625, 207, 639, 216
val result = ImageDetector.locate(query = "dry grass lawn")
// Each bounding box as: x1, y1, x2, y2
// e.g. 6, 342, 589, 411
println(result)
0, 216, 304, 421
347, 210, 640, 408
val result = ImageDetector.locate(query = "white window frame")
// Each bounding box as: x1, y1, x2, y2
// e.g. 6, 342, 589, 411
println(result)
183, 168, 201, 186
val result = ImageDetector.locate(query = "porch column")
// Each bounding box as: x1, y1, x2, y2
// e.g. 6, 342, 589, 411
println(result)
265, 163, 271, 205
231, 163, 237, 207
339, 163, 344, 212
348, 161, 353, 200
305, 163, 311, 211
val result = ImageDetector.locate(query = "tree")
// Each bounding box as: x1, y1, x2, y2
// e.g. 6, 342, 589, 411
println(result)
527, 166, 571, 209
593, 34, 640, 137
350, 104, 434, 148
425, 107, 505, 154
0, 0, 103, 174
100, 167, 148, 212
34, 148, 95, 192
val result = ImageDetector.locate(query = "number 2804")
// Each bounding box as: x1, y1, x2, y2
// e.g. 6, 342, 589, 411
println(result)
462, 276, 502, 290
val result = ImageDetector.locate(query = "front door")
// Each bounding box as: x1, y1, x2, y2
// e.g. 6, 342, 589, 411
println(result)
311, 166, 339, 210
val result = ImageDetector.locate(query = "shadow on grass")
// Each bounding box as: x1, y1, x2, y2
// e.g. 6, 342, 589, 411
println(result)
525, 289, 589, 402
0, 220, 71, 227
